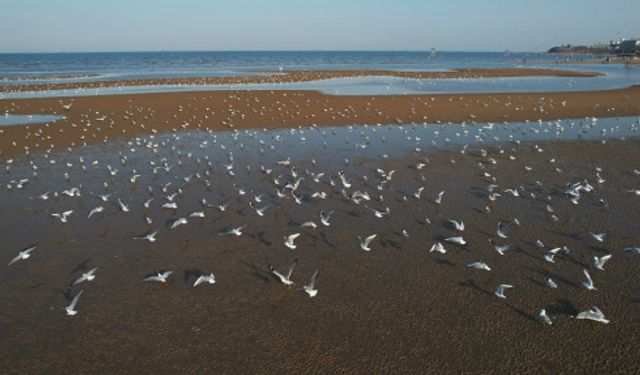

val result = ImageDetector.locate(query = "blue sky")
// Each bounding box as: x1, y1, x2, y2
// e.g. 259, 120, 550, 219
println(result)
0, 0, 638, 52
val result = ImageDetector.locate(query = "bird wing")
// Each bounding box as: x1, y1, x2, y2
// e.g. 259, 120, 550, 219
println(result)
8, 253, 22, 265
286, 259, 298, 279
365, 234, 377, 246
69, 290, 83, 309
307, 270, 318, 289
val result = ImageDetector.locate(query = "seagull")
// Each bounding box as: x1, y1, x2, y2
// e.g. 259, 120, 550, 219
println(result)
52, 210, 73, 223
224, 225, 246, 236
582, 268, 597, 290
593, 254, 612, 271
87, 206, 104, 218
429, 242, 446, 254
546, 278, 558, 289
590, 232, 605, 242
117, 198, 129, 213
8, 245, 36, 265
320, 210, 333, 226
250, 202, 269, 216
538, 309, 553, 325
573, 306, 609, 324
544, 248, 561, 263
445, 236, 466, 246
494, 284, 513, 299
270, 258, 297, 286
494, 244, 512, 255
73, 267, 98, 285
284, 233, 301, 250
624, 247, 640, 254
170, 217, 188, 229
133, 229, 159, 242
467, 262, 491, 271
359, 234, 377, 251
143, 270, 173, 283
448, 220, 465, 231
65, 290, 83, 316
193, 272, 216, 286
299, 221, 317, 229
302, 270, 319, 297
434, 190, 445, 205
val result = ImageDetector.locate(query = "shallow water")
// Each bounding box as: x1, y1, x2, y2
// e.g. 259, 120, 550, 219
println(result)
0, 114, 64, 126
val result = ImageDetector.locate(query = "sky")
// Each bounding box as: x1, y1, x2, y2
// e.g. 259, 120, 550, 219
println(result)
0, 0, 638, 53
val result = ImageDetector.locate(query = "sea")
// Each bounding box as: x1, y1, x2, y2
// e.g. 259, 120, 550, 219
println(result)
0, 51, 638, 98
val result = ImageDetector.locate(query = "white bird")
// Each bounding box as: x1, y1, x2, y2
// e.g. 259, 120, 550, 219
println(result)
188, 211, 205, 218
8, 245, 36, 265
448, 220, 465, 231
302, 270, 319, 297
193, 273, 216, 286
73, 267, 98, 285
87, 206, 104, 218
250, 202, 269, 217
624, 247, 640, 254
590, 232, 605, 242
170, 217, 188, 229
52, 210, 73, 223
494, 244, 512, 255
467, 262, 491, 271
545, 278, 558, 289
539, 309, 553, 325
582, 268, 597, 290
359, 234, 377, 251
65, 289, 83, 316
445, 236, 466, 246
117, 198, 129, 213
573, 306, 609, 324
133, 229, 159, 242
320, 210, 334, 226
284, 233, 301, 250
593, 254, 612, 271
434, 190, 445, 205
544, 248, 561, 263
225, 225, 246, 236
270, 259, 297, 286
429, 242, 446, 254
143, 270, 173, 283
494, 284, 513, 299
299, 221, 317, 229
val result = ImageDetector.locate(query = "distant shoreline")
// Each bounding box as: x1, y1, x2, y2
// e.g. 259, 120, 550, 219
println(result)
0, 68, 600, 93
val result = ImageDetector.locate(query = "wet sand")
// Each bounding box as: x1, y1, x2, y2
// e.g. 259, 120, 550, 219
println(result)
0, 68, 600, 93
3, 84, 640, 159
1, 122, 639, 373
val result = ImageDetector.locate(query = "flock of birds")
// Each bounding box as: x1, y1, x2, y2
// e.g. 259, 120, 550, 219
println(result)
2, 98, 640, 329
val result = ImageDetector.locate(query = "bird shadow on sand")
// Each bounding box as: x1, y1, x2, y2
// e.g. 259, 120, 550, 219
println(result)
546, 299, 579, 316
381, 239, 403, 251
70, 258, 91, 275
241, 260, 271, 283
319, 232, 337, 249
184, 268, 204, 284
505, 303, 538, 323
523, 265, 581, 289
254, 231, 272, 246
432, 258, 455, 267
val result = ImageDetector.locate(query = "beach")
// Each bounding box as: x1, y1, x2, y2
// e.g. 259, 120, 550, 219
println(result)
1, 58, 640, 374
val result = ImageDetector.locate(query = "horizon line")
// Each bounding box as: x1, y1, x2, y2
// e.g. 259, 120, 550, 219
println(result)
0, 49, 547, 55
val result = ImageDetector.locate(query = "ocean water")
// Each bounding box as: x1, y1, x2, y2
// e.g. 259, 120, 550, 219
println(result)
0, 51, 638, 98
